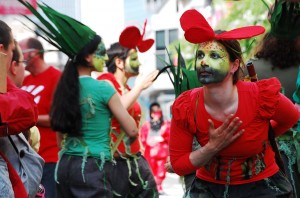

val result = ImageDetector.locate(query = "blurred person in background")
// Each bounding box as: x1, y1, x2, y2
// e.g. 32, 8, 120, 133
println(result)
20, 36, 61, 198
140, 102, 170, 195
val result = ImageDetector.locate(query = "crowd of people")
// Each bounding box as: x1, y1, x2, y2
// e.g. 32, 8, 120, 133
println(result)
0, 0, 299, 197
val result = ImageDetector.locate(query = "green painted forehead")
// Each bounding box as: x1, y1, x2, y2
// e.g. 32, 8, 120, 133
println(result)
94, 41, 106, 58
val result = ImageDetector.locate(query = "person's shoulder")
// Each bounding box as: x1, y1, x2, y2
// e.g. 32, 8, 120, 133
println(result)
172, 88, 201, 131
89, 77, 115, 91
48, 66, 61, 73
47, 66, 62, 79
255, 77, 282, 118
97, 72, 115, 81
256, 77, 281, 92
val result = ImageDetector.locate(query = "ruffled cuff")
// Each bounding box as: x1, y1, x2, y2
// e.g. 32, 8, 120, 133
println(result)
257, 77, 281, 119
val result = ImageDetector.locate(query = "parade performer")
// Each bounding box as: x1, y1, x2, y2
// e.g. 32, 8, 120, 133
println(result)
252, 1, 300, 197
17, 1, 139, 197
97, 20, 159, 197
140, 102, 170, 194
169, 9, 298, 197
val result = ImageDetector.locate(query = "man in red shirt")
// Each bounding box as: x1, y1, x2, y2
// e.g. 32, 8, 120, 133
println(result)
20, 37, 61, 198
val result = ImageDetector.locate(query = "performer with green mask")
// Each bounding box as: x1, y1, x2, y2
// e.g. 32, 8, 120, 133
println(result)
169, 9, 298, 197
17, 1, 139, 197
97, 21, 159, 197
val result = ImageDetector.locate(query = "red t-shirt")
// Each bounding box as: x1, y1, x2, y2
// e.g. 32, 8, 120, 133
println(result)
97, 73, 142, 155
170, 78, 299, 185
22, 66, 61, 163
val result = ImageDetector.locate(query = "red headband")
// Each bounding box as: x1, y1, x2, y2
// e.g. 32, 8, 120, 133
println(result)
119, 20, 154, 53
180, 9, 265, 44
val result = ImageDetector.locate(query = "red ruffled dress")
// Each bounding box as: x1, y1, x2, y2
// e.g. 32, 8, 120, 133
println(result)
169, 78, 299, 185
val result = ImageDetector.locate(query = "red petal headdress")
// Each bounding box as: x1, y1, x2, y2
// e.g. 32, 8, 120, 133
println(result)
180, 9, 265, 44
119, 20, 154, 53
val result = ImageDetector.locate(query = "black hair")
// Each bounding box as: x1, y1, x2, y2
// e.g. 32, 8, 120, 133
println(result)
27, 37, 45, 59
12, 40, 20, 63
106, 42, 130, 73
50, 35, 102, 137
0, 20, 12, 50
149, 102, 164, 122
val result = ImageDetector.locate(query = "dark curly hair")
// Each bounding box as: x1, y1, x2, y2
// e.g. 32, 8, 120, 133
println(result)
255, 33, 300, 69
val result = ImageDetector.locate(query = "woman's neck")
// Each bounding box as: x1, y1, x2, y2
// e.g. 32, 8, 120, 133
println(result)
78, 66, 92, 76
203, 80, 238, 110
114, 70, 128, 86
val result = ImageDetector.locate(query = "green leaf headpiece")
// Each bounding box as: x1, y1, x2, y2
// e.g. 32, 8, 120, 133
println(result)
17, 0, 97, 58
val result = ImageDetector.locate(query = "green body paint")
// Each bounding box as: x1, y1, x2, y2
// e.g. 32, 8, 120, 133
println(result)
93, 41, 108, 72
125, 49, 141, 74
196, 41, 230, 84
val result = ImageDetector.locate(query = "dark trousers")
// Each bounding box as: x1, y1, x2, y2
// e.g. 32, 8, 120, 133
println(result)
187, 171, 293, 198
42, 163, 57, 198
111, 154, 158, 198
56, 154, 114, 198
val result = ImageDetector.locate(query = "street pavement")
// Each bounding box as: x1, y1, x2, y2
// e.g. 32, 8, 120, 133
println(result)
160, 173, 185, 198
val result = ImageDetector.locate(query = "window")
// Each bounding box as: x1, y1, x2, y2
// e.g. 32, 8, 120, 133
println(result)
155, 29, 178, 70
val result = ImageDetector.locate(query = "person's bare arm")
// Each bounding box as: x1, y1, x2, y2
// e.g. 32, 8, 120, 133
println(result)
56, 132, 64, 149
37, 114, 51, 127
108, 93, 138, 137
121, 70, 158, 109
189, 115, 244, 167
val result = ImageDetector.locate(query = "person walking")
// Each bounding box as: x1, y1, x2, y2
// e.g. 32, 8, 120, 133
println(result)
140, 102, 170, 194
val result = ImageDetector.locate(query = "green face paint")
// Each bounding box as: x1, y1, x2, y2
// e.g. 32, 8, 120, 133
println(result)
93, 41, 108, 72
195, 41, 230, 84
125, 49, 141, 74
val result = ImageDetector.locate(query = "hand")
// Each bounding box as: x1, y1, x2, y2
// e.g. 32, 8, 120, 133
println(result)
134, 70, 159, 91
164, 156, 174, 173
207, 114, 244, 152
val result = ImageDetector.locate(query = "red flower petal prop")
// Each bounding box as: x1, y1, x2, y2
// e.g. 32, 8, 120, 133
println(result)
119, 20, 154, 53
180, 9, 265, 44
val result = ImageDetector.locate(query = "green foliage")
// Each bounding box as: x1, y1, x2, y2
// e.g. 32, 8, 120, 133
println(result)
214, 0, 272, 60
155, 45, 201, 98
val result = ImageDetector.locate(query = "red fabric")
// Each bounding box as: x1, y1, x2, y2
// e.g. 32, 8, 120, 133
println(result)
169, 78, 299, 184
119, 20, 154, 53
0, 151, 28, 198
22, 66, 61, 163
97, 73, 142, 154
0, 77, 38, 136
180, 9, 265, 44
140, 120, 170, 190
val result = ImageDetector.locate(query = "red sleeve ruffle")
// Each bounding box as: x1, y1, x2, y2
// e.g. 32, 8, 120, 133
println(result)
172, 90, 197, 133
256, 77, 281, 120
